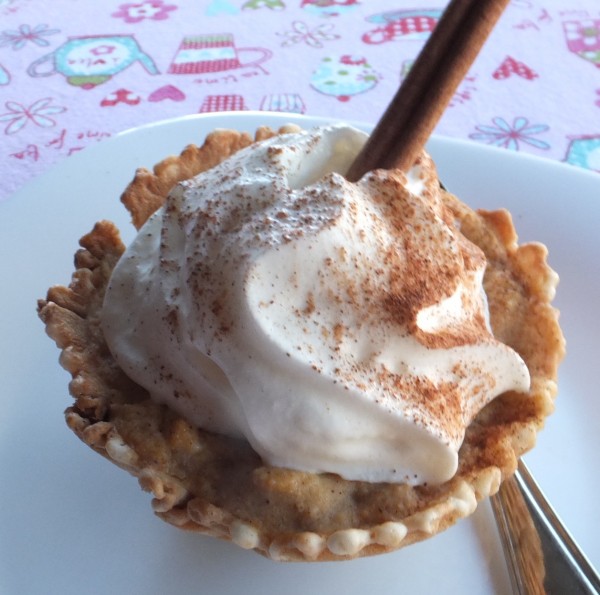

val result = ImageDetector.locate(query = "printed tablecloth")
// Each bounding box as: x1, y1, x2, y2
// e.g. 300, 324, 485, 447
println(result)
1, 0, 600, 201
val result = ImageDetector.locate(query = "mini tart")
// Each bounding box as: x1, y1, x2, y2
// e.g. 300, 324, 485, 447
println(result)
38, 125, 565, 562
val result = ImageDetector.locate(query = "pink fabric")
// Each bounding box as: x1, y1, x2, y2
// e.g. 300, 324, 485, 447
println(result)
1, 0, 600, 201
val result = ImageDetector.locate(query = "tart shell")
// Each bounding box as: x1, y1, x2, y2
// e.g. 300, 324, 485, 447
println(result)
38, 126, 565, 561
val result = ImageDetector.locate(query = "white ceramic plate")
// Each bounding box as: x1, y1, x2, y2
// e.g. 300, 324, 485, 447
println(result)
1, 112, 598, 595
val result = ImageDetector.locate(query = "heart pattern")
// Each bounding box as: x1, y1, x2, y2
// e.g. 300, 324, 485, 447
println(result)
148, 84, 186, 102
493, 57, 538, 81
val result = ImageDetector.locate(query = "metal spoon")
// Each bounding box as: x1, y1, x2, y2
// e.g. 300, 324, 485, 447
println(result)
490, 459, 600, 594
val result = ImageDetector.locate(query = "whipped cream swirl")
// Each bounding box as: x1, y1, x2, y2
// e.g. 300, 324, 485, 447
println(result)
102, 124, 530, 485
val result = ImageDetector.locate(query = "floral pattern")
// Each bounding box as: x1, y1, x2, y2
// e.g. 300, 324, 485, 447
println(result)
0, 98, 66, 135
0, 0, 599, 202
469, 117, 551, 151
0, 24, 60, 49
111, 1, 177, 23
278, 21, 339, 48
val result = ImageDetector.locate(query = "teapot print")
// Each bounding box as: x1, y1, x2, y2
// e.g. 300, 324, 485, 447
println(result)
311, 55, 380, 101
563, 20, 600, 68
362, 9, 442, 44
27, 35, 159, 89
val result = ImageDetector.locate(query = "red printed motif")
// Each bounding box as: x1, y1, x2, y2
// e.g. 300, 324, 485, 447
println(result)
169, 34, 271, 75
148, 84, 186, 102
8, 128, 112, 164
493, 57, 538, 80
199, 94, 247, 112
100, 89, 141, 107
362, 9, 442, 45
563, 20, 600, 68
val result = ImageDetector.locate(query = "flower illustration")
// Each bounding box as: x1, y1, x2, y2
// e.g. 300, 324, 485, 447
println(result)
0, 24, 60, 50
277, 20, 339, 48
469, 117, 550, 151
0, 98, 66, 135
112, 0, 177, 23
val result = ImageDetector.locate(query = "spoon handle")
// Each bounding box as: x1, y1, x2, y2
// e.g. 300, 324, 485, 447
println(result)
490, 459, 600, 594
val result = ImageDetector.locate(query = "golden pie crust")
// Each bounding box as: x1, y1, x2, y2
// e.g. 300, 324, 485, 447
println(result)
38, 125, 565, 561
